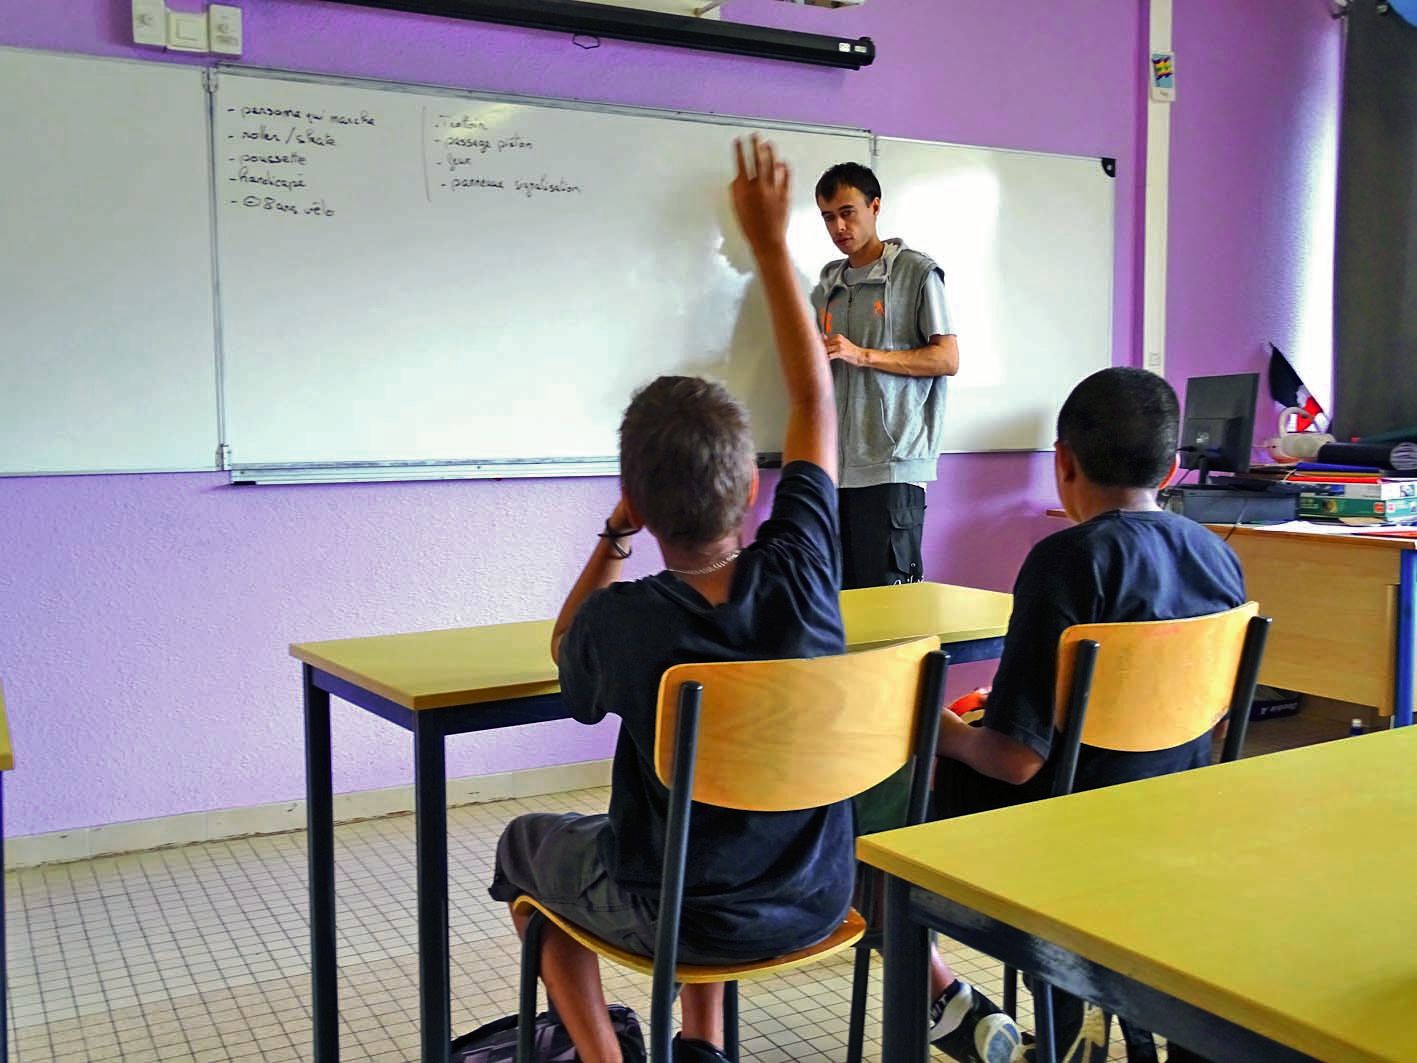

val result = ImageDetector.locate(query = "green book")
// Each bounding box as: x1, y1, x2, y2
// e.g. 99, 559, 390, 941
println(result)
1299, 496, 1417, 519
1298, 480, 1417, 501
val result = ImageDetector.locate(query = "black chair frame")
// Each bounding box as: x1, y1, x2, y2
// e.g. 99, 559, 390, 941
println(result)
1011, 614, 1270, 1063
520, 649, 951, 1063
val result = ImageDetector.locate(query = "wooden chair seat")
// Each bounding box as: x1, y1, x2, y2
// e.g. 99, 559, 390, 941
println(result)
512, 896, 866, 985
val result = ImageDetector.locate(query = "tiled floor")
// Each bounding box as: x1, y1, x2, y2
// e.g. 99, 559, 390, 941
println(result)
8, 712, 1349, 1062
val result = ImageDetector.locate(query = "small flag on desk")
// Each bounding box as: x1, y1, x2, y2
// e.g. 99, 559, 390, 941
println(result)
1268, 343, 1329, 433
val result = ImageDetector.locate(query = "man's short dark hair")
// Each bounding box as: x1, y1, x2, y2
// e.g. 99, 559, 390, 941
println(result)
619, 376, 755, 548
815, 162, 882, 205
1057, 367, 1179, 488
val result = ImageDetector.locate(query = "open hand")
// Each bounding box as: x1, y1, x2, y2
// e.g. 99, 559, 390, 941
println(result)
731, 134, 792, 255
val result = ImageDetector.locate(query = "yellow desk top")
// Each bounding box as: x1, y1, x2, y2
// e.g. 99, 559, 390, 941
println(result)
0, 683, 11, 772
290, 581, 1013, 711
858, 729, 1417, 1063
1220, 521, 1417, 551
839, 581, 1012, 650
1046, 507, 1417, 552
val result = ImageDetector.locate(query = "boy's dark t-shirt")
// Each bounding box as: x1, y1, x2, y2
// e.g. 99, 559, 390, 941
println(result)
557, 461, 852, 961
968, 509, 1246, 807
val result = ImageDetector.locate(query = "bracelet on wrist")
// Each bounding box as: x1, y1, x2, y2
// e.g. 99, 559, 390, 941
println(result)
597, 519, 635, 559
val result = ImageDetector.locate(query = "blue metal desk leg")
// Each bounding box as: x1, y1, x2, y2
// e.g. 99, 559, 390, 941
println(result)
881, 876, 931, 1063
414, 715, 451, 1063
1397, 551, 1416, 728
304, 666, 339, 1062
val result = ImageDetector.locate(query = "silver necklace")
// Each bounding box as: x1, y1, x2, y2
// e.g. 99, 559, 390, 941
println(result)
666, 548, 742, 577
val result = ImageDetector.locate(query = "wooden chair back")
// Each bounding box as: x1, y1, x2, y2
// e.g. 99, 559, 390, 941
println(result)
1052, 602, 1264, 753
653, 635, 943, 812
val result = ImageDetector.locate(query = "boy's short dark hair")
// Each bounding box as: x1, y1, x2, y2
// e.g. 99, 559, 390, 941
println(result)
1057, 367, 1179, 487
815, 162, 882, 205
619, 376, 755, 548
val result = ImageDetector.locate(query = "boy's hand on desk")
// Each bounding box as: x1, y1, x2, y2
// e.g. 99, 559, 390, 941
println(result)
731, 134, 791, 254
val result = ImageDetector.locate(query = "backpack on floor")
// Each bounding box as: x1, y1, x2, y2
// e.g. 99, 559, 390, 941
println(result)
450, 1003, 643, 1063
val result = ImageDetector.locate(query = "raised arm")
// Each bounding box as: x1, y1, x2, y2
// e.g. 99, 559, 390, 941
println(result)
731, 136, 837, 482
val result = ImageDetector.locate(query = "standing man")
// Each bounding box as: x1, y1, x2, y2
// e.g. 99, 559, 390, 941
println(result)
812, 162, 958, 589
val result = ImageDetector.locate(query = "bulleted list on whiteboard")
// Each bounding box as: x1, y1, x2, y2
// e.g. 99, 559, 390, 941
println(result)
216, 96, 588, 220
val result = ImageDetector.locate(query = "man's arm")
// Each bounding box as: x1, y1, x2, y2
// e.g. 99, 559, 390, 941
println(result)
824, 333, 959, 377
732, 136, 837, 481
936, 710, 1045, 785
549, 497, 637, 665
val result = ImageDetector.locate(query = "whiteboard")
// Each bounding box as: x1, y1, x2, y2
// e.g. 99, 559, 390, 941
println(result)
0, 49, 217, 475
0, 52, 1118, 477
214, 70, 870, 470
874, 138, 1116, 452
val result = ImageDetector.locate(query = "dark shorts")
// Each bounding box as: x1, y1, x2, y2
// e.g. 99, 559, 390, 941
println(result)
488, 812, 729, 965
839, 483, 927, 832
833, 481, 923, 833
838, 483, 926, 590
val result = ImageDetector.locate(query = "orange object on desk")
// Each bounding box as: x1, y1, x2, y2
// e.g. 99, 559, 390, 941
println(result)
948, 688, 990, 723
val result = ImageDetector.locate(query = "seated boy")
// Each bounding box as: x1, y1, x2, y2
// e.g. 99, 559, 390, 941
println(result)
487, 137, 854, 1063
934, 366, 1246, 1063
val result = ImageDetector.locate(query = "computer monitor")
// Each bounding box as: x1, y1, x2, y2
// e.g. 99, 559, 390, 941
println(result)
1178, 373, 1259, 484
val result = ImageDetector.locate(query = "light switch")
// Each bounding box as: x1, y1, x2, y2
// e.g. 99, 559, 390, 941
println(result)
209, 4, 243, 56
166, 9, 209, 53
132, 0, 167, 47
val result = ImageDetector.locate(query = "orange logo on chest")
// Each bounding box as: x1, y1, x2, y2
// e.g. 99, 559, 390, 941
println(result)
873, 299, 885, 317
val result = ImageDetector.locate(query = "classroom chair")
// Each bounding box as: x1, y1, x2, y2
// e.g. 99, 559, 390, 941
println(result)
1012, 603, 1270, 1063
844, 687, 987, 1063
511, 635, 950, 1063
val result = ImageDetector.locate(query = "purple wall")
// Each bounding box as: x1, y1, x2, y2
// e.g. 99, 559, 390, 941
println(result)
0, 0, 1337, 837
1168, 0, 1341, 415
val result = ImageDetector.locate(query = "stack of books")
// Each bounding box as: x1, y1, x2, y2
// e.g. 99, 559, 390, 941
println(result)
1249, 466, 1417, 524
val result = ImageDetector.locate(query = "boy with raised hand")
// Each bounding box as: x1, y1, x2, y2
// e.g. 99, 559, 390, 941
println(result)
935, 367, 1246, 1063
486, 136, 850, 1063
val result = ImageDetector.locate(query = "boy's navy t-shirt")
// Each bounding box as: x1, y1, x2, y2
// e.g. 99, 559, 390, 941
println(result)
557, 461, 852, 961
980, 509, 1246, 803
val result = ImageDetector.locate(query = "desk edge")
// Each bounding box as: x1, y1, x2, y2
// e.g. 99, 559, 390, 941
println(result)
856, 837, 1381, 1063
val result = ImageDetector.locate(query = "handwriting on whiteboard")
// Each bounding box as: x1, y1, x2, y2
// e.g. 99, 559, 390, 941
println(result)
427, 113, 582, 201
220, 102, 381, 220
219, 98, 587, 219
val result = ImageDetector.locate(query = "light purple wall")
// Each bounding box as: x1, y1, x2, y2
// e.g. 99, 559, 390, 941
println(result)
0, 0, 1335, 837
1168, 0, 1341, 417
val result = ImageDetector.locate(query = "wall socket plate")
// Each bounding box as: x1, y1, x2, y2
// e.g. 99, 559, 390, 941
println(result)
132, 0, 167, 46
209, 4, 243, 56
132, 1, 242, 54
166, 9, 209, 52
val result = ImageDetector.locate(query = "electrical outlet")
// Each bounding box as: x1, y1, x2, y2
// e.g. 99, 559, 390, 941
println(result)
132, 0, 167, 46
209, 4, 243, 56
167, 9, 209, 53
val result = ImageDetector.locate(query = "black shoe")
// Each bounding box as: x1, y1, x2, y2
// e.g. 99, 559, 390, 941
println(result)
929, 981, 1023, 1063
672, 1033, 731, 1062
